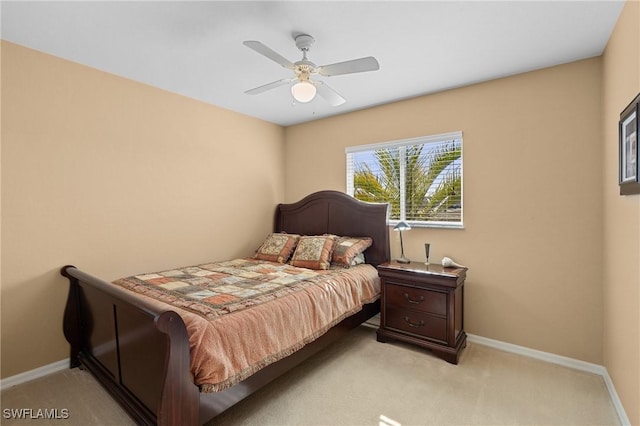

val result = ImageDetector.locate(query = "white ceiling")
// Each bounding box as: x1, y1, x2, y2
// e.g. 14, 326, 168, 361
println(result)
1, 1, 625, 126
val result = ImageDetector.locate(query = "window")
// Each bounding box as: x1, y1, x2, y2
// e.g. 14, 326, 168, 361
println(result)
346, 132, 463, 228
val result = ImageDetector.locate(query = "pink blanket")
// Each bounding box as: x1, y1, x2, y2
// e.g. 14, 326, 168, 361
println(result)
113, 259, 380, 392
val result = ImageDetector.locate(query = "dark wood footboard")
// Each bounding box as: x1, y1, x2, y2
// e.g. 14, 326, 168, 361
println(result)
61, 265, 380, 425
61, 265, 200, 425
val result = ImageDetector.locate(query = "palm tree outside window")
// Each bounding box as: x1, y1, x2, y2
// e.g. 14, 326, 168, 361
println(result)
346, 132, 463, 228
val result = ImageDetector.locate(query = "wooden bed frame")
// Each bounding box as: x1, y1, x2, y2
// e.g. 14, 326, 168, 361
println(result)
61, 190, 389, 425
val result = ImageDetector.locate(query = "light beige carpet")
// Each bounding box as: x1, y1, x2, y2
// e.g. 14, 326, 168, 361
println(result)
1, 323, 620, 426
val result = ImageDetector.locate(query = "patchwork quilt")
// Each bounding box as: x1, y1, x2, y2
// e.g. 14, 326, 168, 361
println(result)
113, 258, 380, 392
114, 258, 328, 320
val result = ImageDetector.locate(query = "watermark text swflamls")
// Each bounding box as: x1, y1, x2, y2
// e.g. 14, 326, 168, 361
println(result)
3, 408, 70, 420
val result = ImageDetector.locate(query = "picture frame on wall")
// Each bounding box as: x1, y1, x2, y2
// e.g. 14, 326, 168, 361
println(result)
619, 93, 640, 195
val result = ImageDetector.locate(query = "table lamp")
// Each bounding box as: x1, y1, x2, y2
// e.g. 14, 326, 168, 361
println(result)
393, 221, 411, 263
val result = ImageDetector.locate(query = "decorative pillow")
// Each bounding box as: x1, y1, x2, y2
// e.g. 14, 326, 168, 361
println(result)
254, 233, 300, 263
289, 235, 338, 270
331, 237, 373, 268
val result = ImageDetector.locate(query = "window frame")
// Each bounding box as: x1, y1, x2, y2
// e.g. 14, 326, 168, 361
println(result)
346, 131, 464, 229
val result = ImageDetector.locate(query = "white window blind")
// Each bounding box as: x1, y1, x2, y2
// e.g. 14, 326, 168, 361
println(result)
346, 132, 463, 228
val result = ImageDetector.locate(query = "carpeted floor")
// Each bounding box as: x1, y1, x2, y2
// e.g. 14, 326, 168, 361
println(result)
1, 322, 620, 426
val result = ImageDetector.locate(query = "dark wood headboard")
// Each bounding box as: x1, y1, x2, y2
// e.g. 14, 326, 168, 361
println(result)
274, 190, 390, 267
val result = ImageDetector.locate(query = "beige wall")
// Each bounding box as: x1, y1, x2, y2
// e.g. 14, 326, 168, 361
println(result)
0, 42, 285, 378
2, 4, 639, 421
602, 1, 640, 424
285, 58, 605, 364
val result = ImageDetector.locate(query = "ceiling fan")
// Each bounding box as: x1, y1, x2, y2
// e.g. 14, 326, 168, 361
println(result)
243, 34, 380, 106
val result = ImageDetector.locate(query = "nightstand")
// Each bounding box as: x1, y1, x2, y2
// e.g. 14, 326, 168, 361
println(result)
376, 260, 467, 364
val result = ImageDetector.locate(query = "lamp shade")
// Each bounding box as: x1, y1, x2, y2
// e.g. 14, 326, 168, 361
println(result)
394, 221, 411, 232
291, 80, 316, 103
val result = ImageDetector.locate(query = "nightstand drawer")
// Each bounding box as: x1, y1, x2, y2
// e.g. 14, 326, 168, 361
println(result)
385, 307, 447, 342
385, 283, 447, 316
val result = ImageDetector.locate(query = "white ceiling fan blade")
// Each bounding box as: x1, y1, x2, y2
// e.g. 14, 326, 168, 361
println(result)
245, 78, 293, 95
317, 56, 380, 77
243, 41, 295, 70
315, 81, 346, 106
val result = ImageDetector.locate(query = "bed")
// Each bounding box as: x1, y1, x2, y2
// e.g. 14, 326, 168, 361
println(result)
60, 190, 390, 425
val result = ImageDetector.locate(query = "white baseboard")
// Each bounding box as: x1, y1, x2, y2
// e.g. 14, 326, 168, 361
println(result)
0, 335, 633, 426
467, 333, 631, 426
0, 359, 69, 392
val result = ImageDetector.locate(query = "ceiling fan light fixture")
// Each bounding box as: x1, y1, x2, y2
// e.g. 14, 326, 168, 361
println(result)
291, 80, 316, 103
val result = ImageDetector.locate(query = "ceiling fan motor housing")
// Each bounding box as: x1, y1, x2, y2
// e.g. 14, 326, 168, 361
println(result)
295, 61, 316, 78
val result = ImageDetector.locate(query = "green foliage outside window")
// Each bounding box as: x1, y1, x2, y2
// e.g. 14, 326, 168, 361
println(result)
350, 140, 462, 224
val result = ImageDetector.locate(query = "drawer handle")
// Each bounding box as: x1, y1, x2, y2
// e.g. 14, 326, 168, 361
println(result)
404, 293, 425, 304
404, 316, 425, 328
